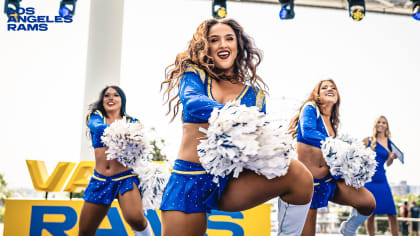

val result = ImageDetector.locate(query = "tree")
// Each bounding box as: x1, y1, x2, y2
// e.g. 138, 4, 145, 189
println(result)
0, 173, 11, 205
149, 138, 168, 162
0, 173, 12, 223
147, 127, 168, 162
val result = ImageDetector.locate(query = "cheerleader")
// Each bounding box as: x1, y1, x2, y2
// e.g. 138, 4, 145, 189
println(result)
78, 86, 152, 236
159, 18, 313, 236
340, 116, 401, 236
287, 79, 376, 236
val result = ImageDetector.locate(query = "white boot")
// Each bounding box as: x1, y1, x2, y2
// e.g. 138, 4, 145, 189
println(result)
339, 208, 370, 236
133, 222, 153, 236
277, 197, 310, 236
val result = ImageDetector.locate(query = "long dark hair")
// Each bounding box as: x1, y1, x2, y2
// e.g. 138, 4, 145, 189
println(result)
161, 18, 267, 121
85, 85, 130, 126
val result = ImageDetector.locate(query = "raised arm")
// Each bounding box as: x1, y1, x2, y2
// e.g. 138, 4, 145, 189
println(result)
179, 71, 225, 122
299, 103, 327, 148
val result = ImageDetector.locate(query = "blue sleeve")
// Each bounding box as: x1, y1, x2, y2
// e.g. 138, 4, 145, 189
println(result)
261, 96, 266, 114
128, 117, 140, 124
299, 104, 326, 147
88, 111, 109, 138
254, 87, 266, 114
179, 71, 225, 121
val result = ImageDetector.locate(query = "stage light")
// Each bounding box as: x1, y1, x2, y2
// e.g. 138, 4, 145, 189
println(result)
212, 0, 227, 19
411, 0, 420, 20
59, 0, 77, 17
278, 0, 295, 20
4, 0, 21, 18
348, 0, 365, 21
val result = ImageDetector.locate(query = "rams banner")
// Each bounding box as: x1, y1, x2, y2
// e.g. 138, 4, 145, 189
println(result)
3, 199, 271, 236
3, 160, 271, 235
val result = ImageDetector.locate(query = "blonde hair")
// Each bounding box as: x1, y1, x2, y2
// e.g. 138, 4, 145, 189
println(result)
160, 18, 267, 121
288, 79, 341, 138
370, 115, 391, 151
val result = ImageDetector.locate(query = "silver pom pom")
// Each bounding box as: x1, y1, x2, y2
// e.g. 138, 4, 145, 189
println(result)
101, 117, 149, 168
198, 103, 294, 184
134, 161, 170, 210
321, 134, 377, 188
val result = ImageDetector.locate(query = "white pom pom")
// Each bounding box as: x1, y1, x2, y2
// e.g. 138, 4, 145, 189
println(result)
321, 134, 377, 188
134, 161, 171, 210
198, 103, 293, 184
101, 117, 149, 168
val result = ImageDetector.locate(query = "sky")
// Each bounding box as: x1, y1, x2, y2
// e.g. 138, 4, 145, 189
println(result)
0, 0, 419, 190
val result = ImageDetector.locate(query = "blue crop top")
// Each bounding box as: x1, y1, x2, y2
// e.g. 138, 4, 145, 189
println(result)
179, 65, 266, 123
87, 110, 139, 148
296, 102, 332, 149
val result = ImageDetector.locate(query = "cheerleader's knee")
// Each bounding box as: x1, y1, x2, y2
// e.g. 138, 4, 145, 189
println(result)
356, 195, 376, 216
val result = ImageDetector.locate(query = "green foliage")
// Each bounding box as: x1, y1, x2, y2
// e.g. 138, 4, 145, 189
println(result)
149, 138, 168, 162
376, 215, 390, 233
394, 193, 420, 215
338, 210, 350, 224
394, 194, 420, 205
0, 206, 4, 223
365, 194, 420, 234
358, 223, 367, 234
0, 174, 6, 188
0, 173, 9, 223
69, 191, 85, 199
0, 173, 12, 204
147, 127, 168, 162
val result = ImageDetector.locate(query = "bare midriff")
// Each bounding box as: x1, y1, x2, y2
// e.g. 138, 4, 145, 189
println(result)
177, 122, 209, 164
94, 147, 131, 176
296, 142, 329, 179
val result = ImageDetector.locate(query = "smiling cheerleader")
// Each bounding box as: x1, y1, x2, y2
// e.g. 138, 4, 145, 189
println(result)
160, 18, 313, 236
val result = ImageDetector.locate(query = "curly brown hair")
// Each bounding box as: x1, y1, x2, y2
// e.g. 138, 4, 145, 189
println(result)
161, 18, 267, 121
288, 79, 341, 138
